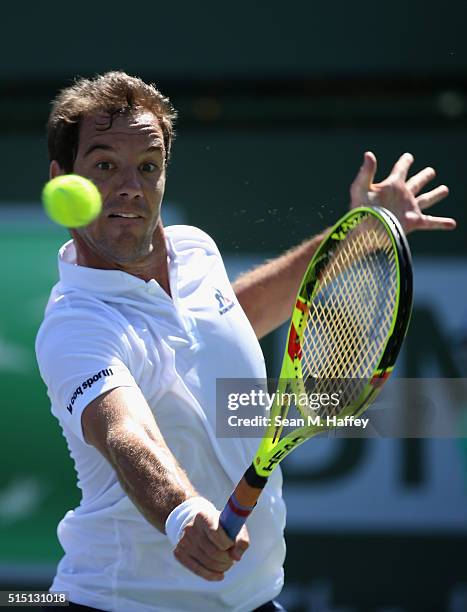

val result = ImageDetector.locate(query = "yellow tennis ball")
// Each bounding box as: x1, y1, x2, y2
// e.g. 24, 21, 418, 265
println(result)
42, 175, 102, 228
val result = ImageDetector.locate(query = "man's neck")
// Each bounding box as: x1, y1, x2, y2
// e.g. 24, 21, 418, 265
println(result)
73, 224, 172, 296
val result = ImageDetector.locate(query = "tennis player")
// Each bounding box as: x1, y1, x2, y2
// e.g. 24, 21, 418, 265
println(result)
36, 71, 455, 612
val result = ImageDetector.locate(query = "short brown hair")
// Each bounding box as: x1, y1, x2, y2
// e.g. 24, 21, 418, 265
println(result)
47, 71, 177, 172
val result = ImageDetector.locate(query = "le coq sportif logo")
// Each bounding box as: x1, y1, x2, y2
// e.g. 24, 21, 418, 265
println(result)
214, 288, 235, 315
66, 368, 114, 414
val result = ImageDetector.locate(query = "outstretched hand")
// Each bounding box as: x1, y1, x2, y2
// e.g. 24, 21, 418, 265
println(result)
350, 152, 456, 234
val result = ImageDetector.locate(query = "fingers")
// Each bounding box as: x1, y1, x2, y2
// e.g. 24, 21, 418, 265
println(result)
348, 150, 455, 234
205, 517, 249, 563
174, 537, 231, 581
173, 547, 225, 581
416, 184, 450, 210
173, 510, 249, 581
362, 151, 377, 184
196, 532, 235, 569
406, 211, 457, 231
228, 526, 250, 562
206, 518, 236, 551
406, 167, 436, 195
349, 151, 377, 207
390, 152, 414, 181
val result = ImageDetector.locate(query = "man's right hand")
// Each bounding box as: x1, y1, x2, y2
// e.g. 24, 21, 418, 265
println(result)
173, 509, 250, 581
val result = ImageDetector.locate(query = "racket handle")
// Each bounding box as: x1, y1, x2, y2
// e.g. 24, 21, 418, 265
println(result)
219, 464, 267, 540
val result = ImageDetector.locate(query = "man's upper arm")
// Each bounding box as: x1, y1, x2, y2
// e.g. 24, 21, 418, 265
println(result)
36, 309, 141, 444
81, 386, 161, 458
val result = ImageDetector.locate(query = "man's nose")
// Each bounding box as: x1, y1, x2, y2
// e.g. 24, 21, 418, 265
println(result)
117, 169, 143, 199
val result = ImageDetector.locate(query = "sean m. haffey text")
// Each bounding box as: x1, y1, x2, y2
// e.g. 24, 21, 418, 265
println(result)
226, 389, 370, 429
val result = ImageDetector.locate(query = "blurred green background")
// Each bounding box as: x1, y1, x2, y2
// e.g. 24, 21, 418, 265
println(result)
1, 2, 466, 610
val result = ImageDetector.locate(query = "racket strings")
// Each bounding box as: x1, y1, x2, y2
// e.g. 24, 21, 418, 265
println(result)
313, 240, 395, 376
299, 218, 398, 417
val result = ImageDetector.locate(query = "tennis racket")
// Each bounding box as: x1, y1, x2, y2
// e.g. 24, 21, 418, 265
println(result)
219, 206, 413, 539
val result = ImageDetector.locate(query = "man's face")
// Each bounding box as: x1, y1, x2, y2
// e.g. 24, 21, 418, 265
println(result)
69, 111, 166, 266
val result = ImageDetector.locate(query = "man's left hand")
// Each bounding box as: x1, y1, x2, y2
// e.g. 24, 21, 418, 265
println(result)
350, 151, 456, 234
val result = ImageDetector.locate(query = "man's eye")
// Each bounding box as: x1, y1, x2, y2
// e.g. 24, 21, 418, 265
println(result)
96, 161, 114, 171
141, 162, 158, 173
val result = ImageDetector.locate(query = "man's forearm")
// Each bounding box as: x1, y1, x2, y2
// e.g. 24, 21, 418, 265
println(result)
106, 427, 197, 533
233, 230, 328, 339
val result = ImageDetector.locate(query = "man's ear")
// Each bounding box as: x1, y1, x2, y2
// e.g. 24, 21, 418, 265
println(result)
49, 160, 66, 180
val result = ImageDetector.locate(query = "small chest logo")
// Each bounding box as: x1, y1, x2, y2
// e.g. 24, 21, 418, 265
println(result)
214, 288, 235, 315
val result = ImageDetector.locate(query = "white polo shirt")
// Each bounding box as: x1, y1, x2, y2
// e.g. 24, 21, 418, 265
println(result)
35, 225, 286, 612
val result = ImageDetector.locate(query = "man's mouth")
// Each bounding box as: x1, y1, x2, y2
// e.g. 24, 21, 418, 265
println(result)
108, 212, 143, 219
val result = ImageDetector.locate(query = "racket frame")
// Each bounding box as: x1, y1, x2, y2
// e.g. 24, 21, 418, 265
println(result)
253, 206, 412, 476
219, 206, 412, 538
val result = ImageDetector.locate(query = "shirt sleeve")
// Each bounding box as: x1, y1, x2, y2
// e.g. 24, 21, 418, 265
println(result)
36, 308, 138, 444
